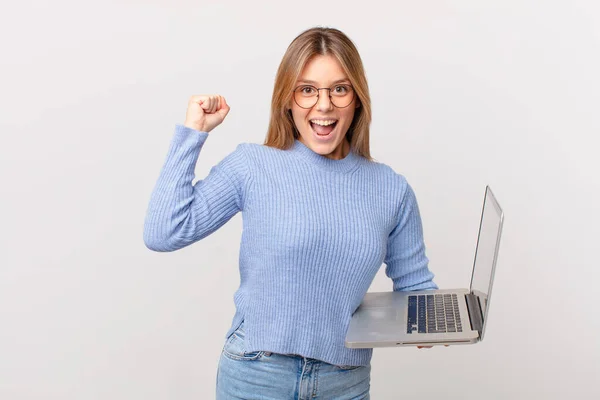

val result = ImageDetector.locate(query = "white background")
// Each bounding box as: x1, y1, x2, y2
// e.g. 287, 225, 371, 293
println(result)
1, 0, 599, 398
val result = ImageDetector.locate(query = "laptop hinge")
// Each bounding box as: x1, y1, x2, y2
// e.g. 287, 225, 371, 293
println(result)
465, 293, 483, 334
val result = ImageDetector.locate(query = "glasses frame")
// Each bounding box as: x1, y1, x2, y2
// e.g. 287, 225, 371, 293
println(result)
292, 84, 355, 109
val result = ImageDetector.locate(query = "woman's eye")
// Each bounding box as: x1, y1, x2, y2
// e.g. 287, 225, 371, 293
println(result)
301, 86, 316, 94
334, 85, 348, 94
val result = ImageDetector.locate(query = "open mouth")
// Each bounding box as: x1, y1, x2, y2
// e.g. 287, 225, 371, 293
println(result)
310, 119, 338, 137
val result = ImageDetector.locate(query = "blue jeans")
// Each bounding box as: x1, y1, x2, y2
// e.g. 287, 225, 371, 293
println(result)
216, 322, 371, 399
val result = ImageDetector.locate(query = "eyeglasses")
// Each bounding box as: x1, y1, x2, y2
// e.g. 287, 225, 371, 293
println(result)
293, 84, 355, 109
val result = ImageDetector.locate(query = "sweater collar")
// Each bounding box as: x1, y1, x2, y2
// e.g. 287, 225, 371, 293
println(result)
290, 139, 361, 174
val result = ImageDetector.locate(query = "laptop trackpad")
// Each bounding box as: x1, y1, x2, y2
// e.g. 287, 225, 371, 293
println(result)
361, 307, 402, 321
350, 307, 404, 340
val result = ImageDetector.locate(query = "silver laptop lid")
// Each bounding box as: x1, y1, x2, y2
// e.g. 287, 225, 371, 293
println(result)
469, 186, 504, 341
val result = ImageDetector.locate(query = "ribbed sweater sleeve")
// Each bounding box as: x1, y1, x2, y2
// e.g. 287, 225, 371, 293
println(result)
385, 182, 438, 291
143, 124, 248, 252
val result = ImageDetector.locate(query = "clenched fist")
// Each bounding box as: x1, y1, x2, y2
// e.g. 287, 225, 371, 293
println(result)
184, 95, 230, 133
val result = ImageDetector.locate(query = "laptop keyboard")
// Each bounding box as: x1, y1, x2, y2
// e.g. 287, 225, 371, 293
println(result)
407, 294, 463, 334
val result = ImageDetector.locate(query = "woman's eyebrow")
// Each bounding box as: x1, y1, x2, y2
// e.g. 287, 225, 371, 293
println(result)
297, 78, 350, 85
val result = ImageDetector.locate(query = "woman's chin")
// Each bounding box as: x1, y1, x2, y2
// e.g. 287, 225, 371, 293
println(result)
303, 136, 348, 159
305, 135, 337, 152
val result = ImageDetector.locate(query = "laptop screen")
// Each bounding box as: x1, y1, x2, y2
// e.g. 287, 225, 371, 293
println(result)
469, 186, 504, 339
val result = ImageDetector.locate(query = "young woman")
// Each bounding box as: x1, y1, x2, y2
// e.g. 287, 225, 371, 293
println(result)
144, 27, 438, 399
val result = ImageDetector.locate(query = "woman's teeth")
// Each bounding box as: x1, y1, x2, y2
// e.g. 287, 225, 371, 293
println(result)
311, 119, 337, 126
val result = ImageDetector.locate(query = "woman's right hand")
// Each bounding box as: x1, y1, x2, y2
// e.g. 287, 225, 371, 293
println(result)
184, 95, 230, 133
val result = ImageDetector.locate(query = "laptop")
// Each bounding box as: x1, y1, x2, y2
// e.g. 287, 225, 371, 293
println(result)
345, 186, 504, 348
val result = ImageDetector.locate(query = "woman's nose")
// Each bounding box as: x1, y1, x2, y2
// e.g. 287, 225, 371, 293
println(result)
315, 90, 333, 111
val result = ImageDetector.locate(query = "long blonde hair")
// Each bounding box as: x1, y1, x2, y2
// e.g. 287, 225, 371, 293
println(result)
264, 27, 372, 160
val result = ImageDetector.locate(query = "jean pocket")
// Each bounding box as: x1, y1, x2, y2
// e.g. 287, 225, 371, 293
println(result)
222, 331, 265, 361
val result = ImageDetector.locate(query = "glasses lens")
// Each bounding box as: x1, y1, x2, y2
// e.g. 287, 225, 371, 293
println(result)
330, 84, 354, 108
294, 86, 318, 108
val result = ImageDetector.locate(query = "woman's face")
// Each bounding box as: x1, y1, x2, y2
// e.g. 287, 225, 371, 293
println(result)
290, 54, 359, 160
